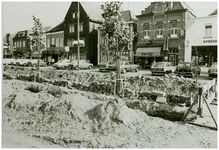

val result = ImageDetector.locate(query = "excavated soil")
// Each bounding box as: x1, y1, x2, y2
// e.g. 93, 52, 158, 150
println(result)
2, 79, 217, 148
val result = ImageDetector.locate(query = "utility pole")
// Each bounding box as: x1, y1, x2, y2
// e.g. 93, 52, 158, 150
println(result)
77, 2, 80, 70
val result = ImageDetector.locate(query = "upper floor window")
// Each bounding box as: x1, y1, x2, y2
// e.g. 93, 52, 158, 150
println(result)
14, 42, 16, 48
157, 22, 163, 38
52, 38, 55, 45
170, 20, 178, 38
69, 24, 75, 33
205, 24, 212, 37
56, 37, 59, 47
72, 12, 77, 18
47, 38, 50, 48
80, 23, 84, 32
144, 23, 150, 39
23, 41, 25, 47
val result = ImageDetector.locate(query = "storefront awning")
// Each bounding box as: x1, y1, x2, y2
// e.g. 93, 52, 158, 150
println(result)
135, 47, 162, 57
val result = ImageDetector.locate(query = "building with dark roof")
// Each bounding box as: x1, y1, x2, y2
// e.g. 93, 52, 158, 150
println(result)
63, 2, 103, 65
136, 2, 196, 68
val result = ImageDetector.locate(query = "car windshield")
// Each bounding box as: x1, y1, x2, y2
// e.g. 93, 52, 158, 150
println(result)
57, 60, 64, 63
211, 63, 217, 67
153, 63, 164, 68
178, 62, 191, 67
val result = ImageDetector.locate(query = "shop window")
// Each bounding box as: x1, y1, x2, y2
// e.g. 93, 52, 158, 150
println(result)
170, 20, 178, 38
157, 22, 163, 38
205, 24, 212, 37
69, 24, 75, 33
144, 23, 150, 39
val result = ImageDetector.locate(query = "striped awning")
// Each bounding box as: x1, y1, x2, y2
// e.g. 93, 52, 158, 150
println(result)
135, 47, 161, 57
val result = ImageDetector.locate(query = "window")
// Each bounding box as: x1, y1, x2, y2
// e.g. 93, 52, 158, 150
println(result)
60, 37, 63, 46
56, 37, 59, 47
47, 38, 50, 48
72, 12, 77, 18
144, 23, 150, 39
170, 20, 178, 38
23, 41, 25, 47
69, 24, 75, 33
205, 24, 212, 37
14, 42, 16, 48
80, 23, 83, 32
52, 38, 55, 45
157, 22, 163, 38
20, 41, 22, 47
17, 42, 19, 47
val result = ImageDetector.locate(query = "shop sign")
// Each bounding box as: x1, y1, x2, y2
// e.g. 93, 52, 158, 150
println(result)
203, 40, 217, 43
142, 52, 153, 56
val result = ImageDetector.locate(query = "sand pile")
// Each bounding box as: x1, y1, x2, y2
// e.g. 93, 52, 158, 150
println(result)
86, 99, 149, 133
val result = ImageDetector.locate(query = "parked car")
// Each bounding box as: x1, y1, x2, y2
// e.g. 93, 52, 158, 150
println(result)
3, 59, 15, 65
208, 62, 217, 77
68, 60, 93, 70
29, 59, 47, 67
100, 61, 139, 74
150, 62, 175, 76
174, 62, 201, 77
53, 59, 71, 69
16, 59, 30, 66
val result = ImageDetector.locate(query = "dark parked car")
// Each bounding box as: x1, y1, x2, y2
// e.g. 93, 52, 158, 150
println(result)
174, 62, 200, 77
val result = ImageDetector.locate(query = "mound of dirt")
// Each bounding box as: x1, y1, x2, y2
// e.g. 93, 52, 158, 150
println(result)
86, 99, 149, 132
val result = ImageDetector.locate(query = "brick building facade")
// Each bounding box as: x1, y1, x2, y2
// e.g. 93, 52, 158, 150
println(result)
135, 2, 196, 68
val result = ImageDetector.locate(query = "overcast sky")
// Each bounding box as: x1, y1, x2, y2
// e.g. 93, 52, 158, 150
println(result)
1, 1, 218, 36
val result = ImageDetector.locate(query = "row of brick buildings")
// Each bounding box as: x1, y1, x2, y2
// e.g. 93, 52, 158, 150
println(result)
3, 2, 217, 67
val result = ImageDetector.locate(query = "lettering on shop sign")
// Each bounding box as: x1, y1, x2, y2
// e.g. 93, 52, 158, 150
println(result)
203, 40, 217, 43
142, 52, 153, 56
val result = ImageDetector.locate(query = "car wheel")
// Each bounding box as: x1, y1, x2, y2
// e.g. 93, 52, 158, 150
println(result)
135, 68, 139, 72
122, 68, 126, 74
88, 65, 92, 69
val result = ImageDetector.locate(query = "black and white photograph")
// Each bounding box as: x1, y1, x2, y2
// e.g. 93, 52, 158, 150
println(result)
1, 1, 218, 148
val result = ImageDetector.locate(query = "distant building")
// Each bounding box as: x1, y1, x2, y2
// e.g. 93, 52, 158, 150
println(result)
136, 2, 196, 68
13, 30, 31, 59
98, 10, 137, 64
3, 33, 14, 58
44, 22, 65, 64
13, 26, 52, 59
63, 2, 103, 65
185, 9, 217, 66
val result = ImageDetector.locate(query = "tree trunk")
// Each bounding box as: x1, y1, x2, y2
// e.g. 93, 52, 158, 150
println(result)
37, 57, 40, 71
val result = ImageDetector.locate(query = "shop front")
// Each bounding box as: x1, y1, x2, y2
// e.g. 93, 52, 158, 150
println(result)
185, 15, 217, 67
134, 47, 162, 69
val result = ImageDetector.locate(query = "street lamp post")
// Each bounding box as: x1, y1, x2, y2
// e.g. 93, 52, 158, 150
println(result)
77, 2, 80, 71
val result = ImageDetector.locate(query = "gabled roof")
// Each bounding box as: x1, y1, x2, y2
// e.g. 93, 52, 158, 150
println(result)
65, 2, 103, 23
180, 2, 196, 17
47, 22, 64, 33
139, 2, 196, 17
80, 2, 103, 22
14, 30, 29, 38
120, 10, 137, 22
209, 9, 217, 16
